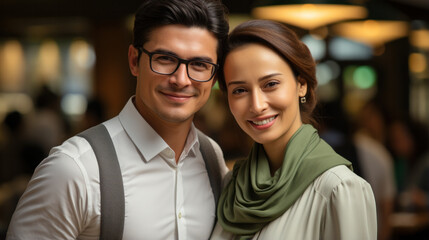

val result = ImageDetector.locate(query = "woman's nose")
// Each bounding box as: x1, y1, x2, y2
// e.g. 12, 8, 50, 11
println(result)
250, 90, 268, 114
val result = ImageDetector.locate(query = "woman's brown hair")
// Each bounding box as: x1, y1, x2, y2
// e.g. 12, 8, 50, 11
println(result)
219, 19, 318, 125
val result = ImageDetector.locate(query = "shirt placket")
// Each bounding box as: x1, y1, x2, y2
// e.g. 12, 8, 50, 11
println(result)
175, 161, 186, 240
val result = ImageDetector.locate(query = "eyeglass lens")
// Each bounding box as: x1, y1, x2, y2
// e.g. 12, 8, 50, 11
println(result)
151, 53, 215, 81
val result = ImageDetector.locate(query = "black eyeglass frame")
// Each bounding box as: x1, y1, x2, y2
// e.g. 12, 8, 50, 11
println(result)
136, 46, 219, 82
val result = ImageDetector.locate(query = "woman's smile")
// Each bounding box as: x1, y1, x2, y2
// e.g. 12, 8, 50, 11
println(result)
248, 115, 278, 129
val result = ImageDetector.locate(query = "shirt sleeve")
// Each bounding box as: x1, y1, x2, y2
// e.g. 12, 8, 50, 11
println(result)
323, 174, 378, 240
6, 150, 90, 240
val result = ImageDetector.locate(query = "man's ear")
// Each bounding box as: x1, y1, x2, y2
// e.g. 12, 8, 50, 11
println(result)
128, 45, 139, 77
211, 78, 217, 87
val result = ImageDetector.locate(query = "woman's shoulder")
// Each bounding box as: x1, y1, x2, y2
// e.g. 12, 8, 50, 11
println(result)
313, 165, 371, 198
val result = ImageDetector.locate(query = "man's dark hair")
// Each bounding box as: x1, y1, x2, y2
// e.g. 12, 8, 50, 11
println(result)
133, 0, 229, 63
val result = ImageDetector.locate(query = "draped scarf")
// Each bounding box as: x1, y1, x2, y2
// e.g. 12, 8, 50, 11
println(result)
217, 124, 352, 239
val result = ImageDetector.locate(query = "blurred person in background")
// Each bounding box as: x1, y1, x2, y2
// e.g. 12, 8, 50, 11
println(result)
319, 100, 363, 177
0, 111, 27, 238
6, 0, 229, 239
24, 84, 69, 155
387, 116, 429, 213
353, 100, 396, 240
0, 109, 46, 238
0, 111, 26, 184
74, 97, 107, 134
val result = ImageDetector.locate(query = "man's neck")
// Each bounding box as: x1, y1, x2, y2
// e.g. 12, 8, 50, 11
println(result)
133, 98, 193, 162
154, 119, 193, 163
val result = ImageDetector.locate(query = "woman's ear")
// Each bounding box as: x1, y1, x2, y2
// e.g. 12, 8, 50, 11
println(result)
297, 77, 307, 97
128, 45, 139, 77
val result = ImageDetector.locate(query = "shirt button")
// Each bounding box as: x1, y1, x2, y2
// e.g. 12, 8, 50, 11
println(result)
178, 212, 182, 219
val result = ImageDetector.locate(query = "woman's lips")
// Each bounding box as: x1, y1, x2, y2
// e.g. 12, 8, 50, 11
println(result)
248, 115, 278, 129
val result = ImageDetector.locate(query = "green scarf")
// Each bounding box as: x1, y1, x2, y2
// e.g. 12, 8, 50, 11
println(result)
217, 124, 352, 239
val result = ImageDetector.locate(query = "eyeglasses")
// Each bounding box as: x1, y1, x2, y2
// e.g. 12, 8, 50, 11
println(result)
137, 47, 218, 82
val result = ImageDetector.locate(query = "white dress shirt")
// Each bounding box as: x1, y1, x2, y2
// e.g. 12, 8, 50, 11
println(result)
211, 165, 377, 240
7, 97, 228, 240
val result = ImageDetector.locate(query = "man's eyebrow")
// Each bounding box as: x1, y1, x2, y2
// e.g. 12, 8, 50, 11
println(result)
191, 56, 216, 63
152, 48, 215, 63
151, 48, 177, 56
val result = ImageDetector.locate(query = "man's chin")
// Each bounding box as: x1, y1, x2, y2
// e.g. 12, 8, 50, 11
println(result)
159, 110, 195, 124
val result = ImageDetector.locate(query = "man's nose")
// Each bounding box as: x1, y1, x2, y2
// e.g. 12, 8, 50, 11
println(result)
169, 63, 192, 87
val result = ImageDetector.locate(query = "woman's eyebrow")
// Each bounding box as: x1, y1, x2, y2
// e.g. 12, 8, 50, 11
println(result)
227, 73, 282, 87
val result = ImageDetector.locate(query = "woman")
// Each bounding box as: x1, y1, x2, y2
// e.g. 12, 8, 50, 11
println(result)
211, 20, 377, 240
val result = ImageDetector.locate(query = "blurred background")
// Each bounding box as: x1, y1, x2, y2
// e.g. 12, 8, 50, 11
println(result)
0, 0, 428, 239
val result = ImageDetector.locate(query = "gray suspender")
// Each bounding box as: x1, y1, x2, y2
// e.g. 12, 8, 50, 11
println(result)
78, 124, 221, 239
197, 130, 222, 207
78, 124, 125, 240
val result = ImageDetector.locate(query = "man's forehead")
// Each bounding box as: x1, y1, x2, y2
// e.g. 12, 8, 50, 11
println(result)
144, 25, 218, 60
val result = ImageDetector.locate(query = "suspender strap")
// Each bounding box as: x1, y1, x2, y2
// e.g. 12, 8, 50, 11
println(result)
78, 125, 220, 239
78, 124, 125, 240
197, 130, 222, 207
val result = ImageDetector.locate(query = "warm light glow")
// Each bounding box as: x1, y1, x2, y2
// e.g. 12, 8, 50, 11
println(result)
409, 53, 427, 73
310, 26, 329, 39
126, 14, 135, 33
252, 4, 367, 30
0, 40, 25, 91
37, 40, 61, 83
69, 39, 96, 70
410, 29, 429, 50
332, 20, 409, 47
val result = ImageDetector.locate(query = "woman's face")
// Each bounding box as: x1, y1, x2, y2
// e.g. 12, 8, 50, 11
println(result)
223, 43, 307, 146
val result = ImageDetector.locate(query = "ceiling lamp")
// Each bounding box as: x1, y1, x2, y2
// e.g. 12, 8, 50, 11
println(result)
410, 29, 429, 50
252, 0, 367, 30
332, 0, 409, 47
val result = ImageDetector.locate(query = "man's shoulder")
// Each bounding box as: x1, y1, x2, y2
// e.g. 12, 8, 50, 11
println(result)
57, 117, 120, 158
51, 133, 95, 159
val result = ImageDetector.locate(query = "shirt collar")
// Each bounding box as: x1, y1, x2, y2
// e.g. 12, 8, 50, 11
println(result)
118, 97, 199, 162
182, 125, 199, 159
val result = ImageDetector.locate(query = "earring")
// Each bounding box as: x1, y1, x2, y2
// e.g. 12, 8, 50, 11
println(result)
300, 97, 306, 103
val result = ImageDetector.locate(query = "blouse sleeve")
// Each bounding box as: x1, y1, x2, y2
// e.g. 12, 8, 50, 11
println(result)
323, 172, 378, 240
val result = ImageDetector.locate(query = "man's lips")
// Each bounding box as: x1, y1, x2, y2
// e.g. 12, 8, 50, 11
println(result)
160, 90, 195, 102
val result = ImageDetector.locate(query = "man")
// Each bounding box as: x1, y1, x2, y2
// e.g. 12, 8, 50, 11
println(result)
7, 0, 229, 239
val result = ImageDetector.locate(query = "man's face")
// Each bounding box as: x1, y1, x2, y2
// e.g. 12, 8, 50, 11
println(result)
128, 24, 218, 128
